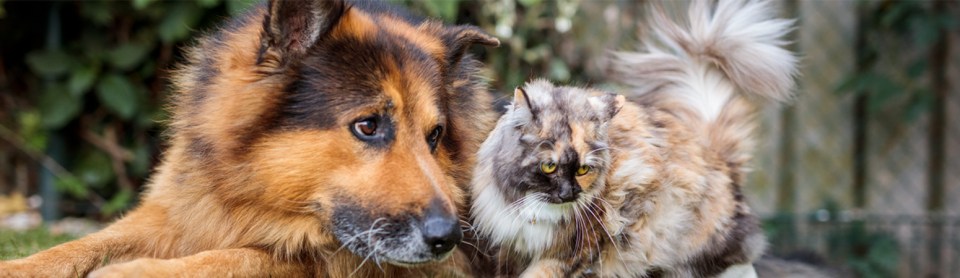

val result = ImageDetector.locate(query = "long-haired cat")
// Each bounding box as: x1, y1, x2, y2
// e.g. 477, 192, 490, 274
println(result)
470, 0, 798, 277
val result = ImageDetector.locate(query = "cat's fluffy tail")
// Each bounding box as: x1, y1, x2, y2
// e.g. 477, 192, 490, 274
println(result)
613, 0, 797, 164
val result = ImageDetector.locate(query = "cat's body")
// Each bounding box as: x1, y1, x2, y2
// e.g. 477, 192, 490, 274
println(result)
471, 0, 797, 277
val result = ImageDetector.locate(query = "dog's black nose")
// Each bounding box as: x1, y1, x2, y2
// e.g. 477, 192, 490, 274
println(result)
422, 199, 462, 256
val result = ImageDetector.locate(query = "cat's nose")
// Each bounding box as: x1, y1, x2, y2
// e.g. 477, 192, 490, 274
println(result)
557, 184, 582, 202
421, 199, 462, 256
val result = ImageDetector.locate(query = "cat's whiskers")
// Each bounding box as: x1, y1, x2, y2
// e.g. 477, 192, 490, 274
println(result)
584, 200, 624, 262
459, 219, 493, 257
506, 193, 541, 228
576, 197, 606, 276
572, 199, 587, 255
528, 195, 547, 224
592, 195, 615, 210
458, 219, 477, 234
577, 197, 605, 275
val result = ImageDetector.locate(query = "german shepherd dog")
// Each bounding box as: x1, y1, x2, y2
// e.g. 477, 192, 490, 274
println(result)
1, 0, 499, 276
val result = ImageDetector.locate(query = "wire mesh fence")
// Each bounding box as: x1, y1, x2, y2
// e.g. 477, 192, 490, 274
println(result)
744, 1, 959, 277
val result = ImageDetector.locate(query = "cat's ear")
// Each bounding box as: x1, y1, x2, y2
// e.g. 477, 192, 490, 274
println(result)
610, 94, 625, 119
513, 87, 537, 115
593, 93, 625, 121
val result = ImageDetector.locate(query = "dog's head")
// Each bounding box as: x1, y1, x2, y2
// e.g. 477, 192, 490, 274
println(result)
171, 0, 498, 267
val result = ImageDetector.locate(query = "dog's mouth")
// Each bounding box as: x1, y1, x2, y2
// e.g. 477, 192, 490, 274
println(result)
383, 249, 455, 267
331, 203, 459, 267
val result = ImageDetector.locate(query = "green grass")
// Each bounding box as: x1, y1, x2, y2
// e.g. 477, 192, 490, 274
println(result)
0, 228, 74, 260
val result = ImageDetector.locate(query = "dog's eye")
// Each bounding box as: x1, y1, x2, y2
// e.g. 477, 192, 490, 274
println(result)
353, 117, 378, 137
576, 165, 591, 176
427, 126, 442, 152
349, 115, 395, 147
540, 161, 557, 174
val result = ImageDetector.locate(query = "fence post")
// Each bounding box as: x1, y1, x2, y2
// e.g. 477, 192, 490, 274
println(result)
774, 0, 800, 251
926, 1, 949, 276
851, 1, 870, 210
39, 3, 63, 223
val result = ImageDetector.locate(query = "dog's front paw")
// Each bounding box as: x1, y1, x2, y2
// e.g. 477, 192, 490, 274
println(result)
0, 258, 85, 278
88, 258, 182, 278
0, 260, 35, 278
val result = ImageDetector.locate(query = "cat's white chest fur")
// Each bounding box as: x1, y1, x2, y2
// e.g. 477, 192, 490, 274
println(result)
473, 184, 571, 258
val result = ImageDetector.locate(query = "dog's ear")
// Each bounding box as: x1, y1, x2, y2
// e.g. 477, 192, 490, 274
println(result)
443, 25, 500, 68
262, 0, 346, 57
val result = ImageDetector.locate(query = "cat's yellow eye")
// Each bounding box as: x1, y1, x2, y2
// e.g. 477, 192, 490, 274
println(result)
576, 165, 591, 176
540, 161, 557, 174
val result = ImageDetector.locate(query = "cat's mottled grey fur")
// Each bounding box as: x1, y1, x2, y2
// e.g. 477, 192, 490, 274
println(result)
471, 0, 798, 277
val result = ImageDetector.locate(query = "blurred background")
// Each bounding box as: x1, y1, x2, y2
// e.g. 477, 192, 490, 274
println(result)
0, 0, 957, 277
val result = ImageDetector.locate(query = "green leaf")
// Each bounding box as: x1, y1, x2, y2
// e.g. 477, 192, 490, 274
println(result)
38, 84, 82, 129
158, 2, 203, 43
106, 43, 151, 71
102, 189, 134, 215
25, 50, 72, 77
75, 150, 114, 188
17, 110, 47, 152
67, 64, 99, 97
227, 0, 259, 16
132, 0, 155, 10
95, 74, 139, 119
55, 176, 89, 198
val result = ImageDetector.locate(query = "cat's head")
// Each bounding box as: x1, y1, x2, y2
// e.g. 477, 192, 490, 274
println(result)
493, 80, 624, 206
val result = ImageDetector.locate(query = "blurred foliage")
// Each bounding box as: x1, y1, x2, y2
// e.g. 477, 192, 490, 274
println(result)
401, 0, 643, 94
818, 202, 900, 278
0, 0, 257, 219
826, 221, 900, 278
764, 200, 901, 278
835, 1, 958, 126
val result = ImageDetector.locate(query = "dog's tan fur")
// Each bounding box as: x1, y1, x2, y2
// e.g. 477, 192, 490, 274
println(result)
1, 0, 499, 277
